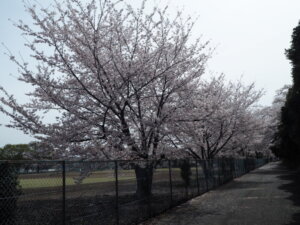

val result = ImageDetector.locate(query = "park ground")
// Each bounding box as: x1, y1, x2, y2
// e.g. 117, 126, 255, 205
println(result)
141, 162, 300, 225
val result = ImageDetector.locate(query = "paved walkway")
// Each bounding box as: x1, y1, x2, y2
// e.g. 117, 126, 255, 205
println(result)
142, 162, 300, 225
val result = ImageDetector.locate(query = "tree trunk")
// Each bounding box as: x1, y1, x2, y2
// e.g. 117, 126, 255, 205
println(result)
134, 164, 153, 199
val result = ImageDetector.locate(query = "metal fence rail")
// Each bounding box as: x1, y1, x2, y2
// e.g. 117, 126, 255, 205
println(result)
0, 158, 270, 225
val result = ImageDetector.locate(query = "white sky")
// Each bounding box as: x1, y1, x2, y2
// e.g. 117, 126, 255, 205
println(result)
0, 0, 298, 147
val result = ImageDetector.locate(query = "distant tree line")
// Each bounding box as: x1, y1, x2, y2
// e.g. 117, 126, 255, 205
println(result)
0, 142, 52, 160
271, 21, 300, 167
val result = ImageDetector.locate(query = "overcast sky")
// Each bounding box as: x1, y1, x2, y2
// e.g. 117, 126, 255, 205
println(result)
0, 0, 298, 147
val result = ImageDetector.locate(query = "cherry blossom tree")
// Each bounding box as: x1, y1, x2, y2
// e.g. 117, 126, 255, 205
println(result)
228, 108, 271, 158
267, 85, 290, 157
0, 0, 210, 197
229, 86, 289, 159
167, 76, 263, 159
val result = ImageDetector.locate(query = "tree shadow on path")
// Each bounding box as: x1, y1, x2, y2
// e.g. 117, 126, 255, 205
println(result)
277, 163, 300, 225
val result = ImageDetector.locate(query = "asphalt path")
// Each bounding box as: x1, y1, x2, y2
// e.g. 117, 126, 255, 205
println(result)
141, 162, 300, 225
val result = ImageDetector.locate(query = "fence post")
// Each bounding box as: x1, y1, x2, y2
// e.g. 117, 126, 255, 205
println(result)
147, 160, 151, 218
217, 159, 221, 185
202, 160, 209, 191
185, 160, 188, 200
237, 159, 240, 176
168, 160, 173, 207
62, 161, 66, 225
114, 161, 119, 225
230, 158, 235, 179
195, 160, 200, 196
211, 160, 216, 188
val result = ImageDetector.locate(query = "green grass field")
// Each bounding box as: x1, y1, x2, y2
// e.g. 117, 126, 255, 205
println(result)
19, 169, 137, 189
19, 176, 137, 189
18, 167, 200, 189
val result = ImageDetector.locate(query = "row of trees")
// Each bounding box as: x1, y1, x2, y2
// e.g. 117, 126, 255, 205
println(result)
0, 0, 272, 162
0, 0, 276, 196
271, 21, 300, 166
0, 143, 51, 160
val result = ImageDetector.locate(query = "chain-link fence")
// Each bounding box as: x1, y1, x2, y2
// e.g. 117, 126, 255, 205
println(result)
0, 158, 270, 225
